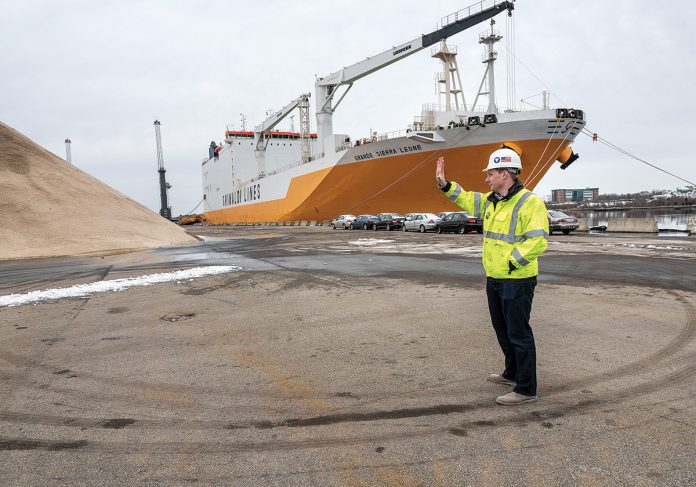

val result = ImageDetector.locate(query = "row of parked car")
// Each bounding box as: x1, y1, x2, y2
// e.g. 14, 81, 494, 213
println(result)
331, 210, 580, 235
331, 212, 483, 234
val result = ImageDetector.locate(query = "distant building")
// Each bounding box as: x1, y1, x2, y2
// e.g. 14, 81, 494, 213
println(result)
651, 185, 696, 201
551, 188, 599, 203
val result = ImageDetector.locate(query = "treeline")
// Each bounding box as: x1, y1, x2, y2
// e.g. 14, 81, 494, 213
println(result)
553, 191, 696, 208
597, 190, 694, 207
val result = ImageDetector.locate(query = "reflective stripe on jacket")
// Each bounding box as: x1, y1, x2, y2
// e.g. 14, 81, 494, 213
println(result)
445, 181, 549, 279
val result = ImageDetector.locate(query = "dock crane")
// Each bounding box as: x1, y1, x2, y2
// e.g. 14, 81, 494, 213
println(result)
153, 120, 172, 219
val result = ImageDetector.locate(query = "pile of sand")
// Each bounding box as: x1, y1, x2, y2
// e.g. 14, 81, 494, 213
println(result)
0, 121, 198, 260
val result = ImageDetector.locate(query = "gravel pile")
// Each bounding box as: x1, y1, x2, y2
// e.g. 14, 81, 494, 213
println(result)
0, 121, 197, 260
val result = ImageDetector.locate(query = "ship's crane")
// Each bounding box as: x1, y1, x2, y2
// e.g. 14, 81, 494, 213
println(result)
254, 93, 311, 176
314, 0, 514, 157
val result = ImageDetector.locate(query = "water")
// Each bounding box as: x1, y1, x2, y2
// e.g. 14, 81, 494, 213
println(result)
567, 207, 696, 231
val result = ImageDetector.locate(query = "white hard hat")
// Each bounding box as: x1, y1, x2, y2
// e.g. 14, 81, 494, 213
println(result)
482, 147, 522, 172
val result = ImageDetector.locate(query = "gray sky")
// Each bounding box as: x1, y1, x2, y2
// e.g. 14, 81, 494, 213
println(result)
2, 0, 695, 214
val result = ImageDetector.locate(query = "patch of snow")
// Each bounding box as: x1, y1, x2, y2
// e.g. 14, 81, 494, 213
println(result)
597, 243, 685, 251
0, 266, 241, 308
349, 238, 395, 246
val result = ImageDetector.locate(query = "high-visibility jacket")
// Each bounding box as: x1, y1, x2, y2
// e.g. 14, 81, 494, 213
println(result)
444, 181, 549, 279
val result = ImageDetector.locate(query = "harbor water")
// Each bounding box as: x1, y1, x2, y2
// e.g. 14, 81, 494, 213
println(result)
567, 207, 696, 232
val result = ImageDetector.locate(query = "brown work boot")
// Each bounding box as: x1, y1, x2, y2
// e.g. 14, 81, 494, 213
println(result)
495, 391, 537, 405
487, 373, 515, 386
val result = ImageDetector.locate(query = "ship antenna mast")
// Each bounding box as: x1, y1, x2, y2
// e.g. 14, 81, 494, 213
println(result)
472, 19, 502, 114
153, 120, 172, 219
431, 40, 466, 111
299, 96, 311, 163
505, 6, 516, 111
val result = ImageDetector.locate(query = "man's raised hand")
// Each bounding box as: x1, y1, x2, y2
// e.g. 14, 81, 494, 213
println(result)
436, 156, 446, 186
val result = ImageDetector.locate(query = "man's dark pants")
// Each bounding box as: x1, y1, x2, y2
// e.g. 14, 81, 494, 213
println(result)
486, 279, 537, 396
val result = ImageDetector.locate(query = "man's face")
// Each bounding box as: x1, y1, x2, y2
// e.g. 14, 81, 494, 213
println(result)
485, 169, 507, 194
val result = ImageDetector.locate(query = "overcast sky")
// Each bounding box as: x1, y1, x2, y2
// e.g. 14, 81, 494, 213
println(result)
2, 0, 695, 214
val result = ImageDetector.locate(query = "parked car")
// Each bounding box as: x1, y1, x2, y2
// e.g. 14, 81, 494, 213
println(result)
548, 210, 579, 235
436, 211, 454, 220
350, 214, 379, 230
402, 213, 441, 233
434, 211, 483, 234
373, 213, 406, 231
331, 214, 356, 230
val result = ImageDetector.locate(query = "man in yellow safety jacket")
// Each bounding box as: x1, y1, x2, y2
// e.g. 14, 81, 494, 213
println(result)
436, 145, 549, 405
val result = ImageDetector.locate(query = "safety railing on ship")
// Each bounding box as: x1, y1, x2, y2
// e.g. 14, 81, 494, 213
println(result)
441, 0, 509, 28
348, 129, 411, 145
376, 129, 410, 141
420, 103, 549, 114
422, 103, 496, 113
430, 44, 458, 57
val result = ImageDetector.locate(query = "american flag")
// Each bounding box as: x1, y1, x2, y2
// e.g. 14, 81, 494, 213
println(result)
500, 156, 512, 163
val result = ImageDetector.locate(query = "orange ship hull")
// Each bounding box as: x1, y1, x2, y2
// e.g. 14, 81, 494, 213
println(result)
204, 138, 570, 224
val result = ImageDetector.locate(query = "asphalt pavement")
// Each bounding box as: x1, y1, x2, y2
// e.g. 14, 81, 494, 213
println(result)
1, 226, 695, 486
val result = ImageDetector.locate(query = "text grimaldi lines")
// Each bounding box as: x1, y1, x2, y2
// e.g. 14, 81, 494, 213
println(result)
223, 183, 262, 207
354, 144, 423, 162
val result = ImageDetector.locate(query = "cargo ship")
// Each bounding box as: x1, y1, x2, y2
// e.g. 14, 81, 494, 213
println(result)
202, 0, 584, 224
